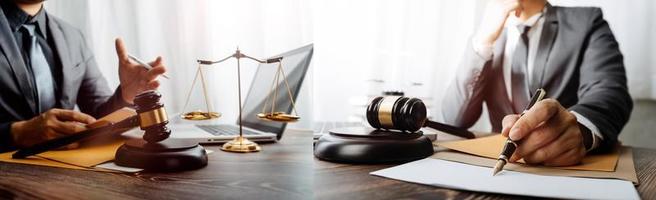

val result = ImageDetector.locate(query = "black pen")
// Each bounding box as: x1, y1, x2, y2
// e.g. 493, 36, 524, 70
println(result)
492, 88, 546, 176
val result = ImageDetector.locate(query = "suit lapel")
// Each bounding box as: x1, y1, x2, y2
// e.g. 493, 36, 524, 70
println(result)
0, 7, 38, 115
47, 13, 73, 108
531, 3, 558, 93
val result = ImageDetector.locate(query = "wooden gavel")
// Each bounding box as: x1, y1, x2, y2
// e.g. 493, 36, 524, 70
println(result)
366, 96, 476, 139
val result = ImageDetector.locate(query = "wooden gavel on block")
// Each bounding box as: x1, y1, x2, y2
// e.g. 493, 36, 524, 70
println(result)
366, 96, 476, 139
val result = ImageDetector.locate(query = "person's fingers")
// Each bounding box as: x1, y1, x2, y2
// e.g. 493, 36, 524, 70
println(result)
509, 124, 561, 162
55, 110, 96, 124
115, 38, 129, 64
41, 109, 89, 137
87, 120, 111, 129
514, 0, 523, 17
501, 114, 520, 137
509, 99, 561, 141
146, 79, 160, 90
145, 66, 166, 81
47, 120, 87, 135
511, 114, 570, 161
46, 108, 64, 114
43, 129, 59, 141
543, 145, 586, 166
148, 56, 163, 67
521, 126, 580, 164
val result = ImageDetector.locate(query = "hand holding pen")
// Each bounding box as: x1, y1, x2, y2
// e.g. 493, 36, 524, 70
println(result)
493, 89, 546, 175
114, 38, 169, 104
493, 88, 592, 175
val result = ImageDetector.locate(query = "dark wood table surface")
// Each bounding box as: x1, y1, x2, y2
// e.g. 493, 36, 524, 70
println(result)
0, 130, 313, 200
1, 130, 654, 200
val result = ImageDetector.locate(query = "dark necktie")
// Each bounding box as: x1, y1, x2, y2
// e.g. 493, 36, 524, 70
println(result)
21, 24, 55, 113
511, 25, 531, 113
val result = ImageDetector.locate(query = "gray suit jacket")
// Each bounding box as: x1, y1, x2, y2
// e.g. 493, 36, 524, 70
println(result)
442, 4, 632, 151
0, 8, 128, 150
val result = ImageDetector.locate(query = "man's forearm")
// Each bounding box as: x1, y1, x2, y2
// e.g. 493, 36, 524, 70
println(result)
442, 38, 492, 128
569, 8, 632, 152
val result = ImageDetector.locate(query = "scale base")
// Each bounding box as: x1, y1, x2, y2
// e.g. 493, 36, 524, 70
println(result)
115, 139, 208, 172
221, 136, 261, 153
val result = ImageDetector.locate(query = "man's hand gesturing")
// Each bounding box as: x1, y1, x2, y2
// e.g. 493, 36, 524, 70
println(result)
115, 38, 167, 104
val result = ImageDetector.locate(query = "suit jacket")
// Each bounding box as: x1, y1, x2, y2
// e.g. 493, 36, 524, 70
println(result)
0, 7, 128, 150
442, 4, 632, 151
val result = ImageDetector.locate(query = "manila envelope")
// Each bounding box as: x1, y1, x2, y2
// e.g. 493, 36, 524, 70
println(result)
0, 108, 136, 171
435, 134, 638, 184
438, 134, 620, 172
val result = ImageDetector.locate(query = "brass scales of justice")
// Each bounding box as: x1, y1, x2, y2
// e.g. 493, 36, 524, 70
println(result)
179, 48, 300, 153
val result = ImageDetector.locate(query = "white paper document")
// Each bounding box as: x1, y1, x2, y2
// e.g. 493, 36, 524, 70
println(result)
96, 162, 144, 173
371, 158, 640, 200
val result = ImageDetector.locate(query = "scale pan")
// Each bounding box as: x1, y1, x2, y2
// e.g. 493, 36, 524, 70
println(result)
257, 112, 300, 122
181, 111, 221, 120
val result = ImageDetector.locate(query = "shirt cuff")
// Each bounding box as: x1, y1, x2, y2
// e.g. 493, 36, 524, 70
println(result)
571, 111, 603, 151
471, 37, 493, 61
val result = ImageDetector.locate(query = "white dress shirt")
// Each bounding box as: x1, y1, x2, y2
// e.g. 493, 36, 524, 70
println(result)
473, 8, 603, 151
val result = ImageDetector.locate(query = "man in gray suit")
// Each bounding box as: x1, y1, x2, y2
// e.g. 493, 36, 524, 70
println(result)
443, 0, 632, 166
0, 0, 167, 151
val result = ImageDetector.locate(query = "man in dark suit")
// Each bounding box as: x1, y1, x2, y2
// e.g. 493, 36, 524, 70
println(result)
0, 0, 167, 151
443, 0, 632, 166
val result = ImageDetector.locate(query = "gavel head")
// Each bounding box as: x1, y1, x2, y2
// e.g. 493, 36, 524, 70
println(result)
366, 96, 427, 132
134, 90, 170, 143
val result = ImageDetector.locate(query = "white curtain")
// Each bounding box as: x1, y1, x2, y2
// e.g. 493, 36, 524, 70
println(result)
45, 0, 655, 131
46, 0, 314, 126
311, 0, 489, 129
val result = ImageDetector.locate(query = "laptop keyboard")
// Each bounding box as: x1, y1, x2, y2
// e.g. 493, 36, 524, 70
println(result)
313, 121, 363, 133
196, 125, 263, 136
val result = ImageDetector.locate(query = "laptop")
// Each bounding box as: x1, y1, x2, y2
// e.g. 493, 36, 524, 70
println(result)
165, 44, 314, 144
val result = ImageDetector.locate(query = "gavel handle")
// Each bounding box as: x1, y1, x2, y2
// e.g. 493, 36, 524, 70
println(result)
12, 116, 139, 159
424, 120, 476, 139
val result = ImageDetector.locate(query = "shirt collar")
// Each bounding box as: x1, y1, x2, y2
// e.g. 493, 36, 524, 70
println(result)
505, 6, 547, 29
1, 1, 48, 39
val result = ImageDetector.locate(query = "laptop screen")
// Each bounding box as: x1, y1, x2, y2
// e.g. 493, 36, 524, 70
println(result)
240, 44, 313, 140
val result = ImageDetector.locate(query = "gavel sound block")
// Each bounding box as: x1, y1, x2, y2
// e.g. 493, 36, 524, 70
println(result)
314, 127, 434, 163
314, 96, 475, 164
114, 91, 208, 172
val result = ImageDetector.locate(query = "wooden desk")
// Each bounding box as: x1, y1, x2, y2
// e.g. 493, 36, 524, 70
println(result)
0, 131, 313, 199
1, 130, 654, 199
